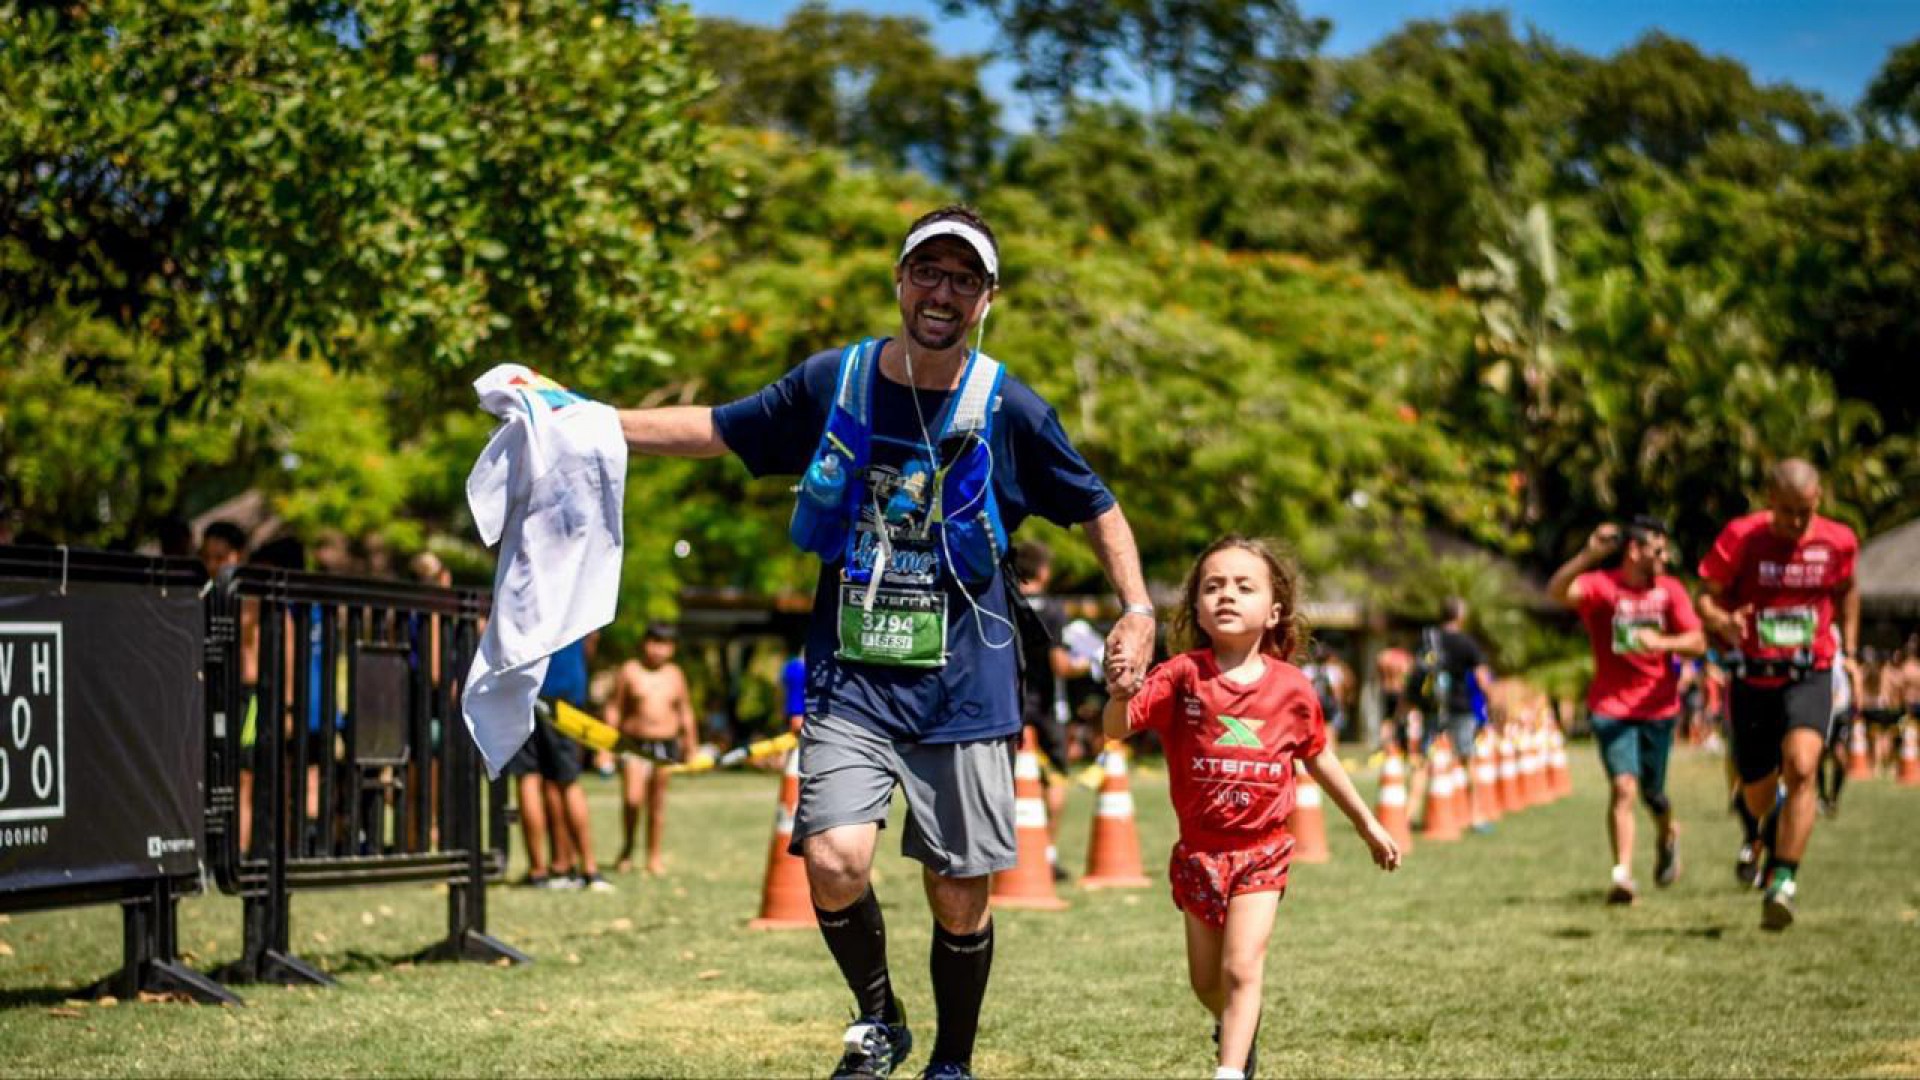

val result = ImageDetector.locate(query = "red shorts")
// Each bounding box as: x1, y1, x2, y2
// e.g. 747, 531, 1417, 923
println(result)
1168, 837, 1293, 929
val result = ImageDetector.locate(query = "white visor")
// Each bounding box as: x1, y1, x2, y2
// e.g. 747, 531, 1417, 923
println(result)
898, 220, 998, 280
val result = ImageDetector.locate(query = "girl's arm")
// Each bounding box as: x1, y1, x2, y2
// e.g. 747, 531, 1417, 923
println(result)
1303, 746, 1401, 871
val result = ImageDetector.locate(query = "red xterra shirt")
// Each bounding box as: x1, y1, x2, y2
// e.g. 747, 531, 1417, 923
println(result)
1575, 568, 1702, 720
1128, 650, 1327, 853
1697, 511, 1857, 671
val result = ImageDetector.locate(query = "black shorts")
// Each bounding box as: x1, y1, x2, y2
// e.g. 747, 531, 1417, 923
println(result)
1863, 708, 1902, 730
621, 739, 684, 765
506, 718, 583, 785
1729, 675, 1832, 784
1024, 716, 1070, 775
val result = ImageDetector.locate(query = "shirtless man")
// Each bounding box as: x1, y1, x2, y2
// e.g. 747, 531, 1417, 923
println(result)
1860, 646, 1907, 776
604, 622, 698, 874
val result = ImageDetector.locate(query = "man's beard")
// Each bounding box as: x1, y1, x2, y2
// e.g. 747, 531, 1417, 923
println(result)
908, 307, 967, 351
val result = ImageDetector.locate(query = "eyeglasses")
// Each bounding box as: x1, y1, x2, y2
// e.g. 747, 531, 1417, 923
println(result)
904, 261, 989, 298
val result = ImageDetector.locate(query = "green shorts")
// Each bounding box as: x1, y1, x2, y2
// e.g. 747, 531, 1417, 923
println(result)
1590, 713, 1676, 799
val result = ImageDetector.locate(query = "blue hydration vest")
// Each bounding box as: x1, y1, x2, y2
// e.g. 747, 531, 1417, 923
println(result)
789, 337, 1008, 591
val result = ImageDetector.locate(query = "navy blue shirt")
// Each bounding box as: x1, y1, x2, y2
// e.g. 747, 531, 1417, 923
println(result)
540, 638, 590, 708
714, 342, 1115, 743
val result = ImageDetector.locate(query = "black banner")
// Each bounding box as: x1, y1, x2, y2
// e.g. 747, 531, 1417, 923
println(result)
0, 584, 203, 894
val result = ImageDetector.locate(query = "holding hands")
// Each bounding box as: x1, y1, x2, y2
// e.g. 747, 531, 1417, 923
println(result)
1104, 608, 1156, 699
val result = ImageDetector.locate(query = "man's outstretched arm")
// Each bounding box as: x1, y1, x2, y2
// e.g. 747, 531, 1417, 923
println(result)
618, 406, 730, 458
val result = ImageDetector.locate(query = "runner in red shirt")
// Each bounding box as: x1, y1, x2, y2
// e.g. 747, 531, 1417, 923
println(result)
1697, 459, 1860, 931
1548, 517, 1705, 906
1104, 536, 1399, 1080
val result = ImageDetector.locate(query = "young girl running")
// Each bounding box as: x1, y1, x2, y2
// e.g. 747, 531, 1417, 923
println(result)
1104, 536, 1401, 1080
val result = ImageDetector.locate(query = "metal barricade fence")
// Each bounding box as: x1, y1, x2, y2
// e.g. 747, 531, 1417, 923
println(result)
204, 564, 524, 986
0, 545, 525, 1004
0, 545, 235, 1002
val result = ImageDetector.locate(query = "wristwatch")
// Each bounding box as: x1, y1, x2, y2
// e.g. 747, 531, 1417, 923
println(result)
1120, 603, 1157, 620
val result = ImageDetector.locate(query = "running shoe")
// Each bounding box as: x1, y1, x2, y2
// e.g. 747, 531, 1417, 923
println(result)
1605, 875, 1637, 906
582, 871, 617, 893
831, 1007, 913, 1079
919, 1063, 974, 1080
1761, 873, 1797, 932
1734, 843, 1761, 888
1654, 833, 1681, 888
534, 873, 583, 891
1211, 1020, 1260, 1079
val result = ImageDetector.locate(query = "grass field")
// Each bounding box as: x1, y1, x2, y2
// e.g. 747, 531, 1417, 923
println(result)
2, 746, 1917, 1078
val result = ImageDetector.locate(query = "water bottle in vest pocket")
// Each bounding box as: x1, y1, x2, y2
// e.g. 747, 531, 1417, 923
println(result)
790, 453, 850, 556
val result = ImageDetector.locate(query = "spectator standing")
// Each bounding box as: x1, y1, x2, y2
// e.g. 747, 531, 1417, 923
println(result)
1402, 598, 1494, 826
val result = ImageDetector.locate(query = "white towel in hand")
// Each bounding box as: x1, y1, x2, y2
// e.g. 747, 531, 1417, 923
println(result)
462, 365, 626, 777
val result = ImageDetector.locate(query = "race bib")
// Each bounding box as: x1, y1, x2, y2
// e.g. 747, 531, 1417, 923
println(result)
1611, 614, 1662, 655
1756, 606, 1817, 649
837, 583, 947, 668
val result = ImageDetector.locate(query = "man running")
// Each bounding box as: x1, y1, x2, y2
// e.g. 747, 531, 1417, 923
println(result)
613, 205, 1155, 1079
1697, 459, 1859, 931
1548, 517, 1705, 904
604, 622, 698, 875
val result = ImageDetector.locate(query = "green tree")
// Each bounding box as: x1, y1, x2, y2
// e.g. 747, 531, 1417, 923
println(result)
693, 3, 999, 180
941, 0, 1326, 122
1863, 38, 1920, 143
0, 0, 711, 544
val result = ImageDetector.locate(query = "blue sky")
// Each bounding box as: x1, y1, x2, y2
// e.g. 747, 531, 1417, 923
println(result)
687, 0, 1918, 119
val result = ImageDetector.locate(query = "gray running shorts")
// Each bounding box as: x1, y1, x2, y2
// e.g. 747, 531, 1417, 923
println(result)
789, 712, 1018, 878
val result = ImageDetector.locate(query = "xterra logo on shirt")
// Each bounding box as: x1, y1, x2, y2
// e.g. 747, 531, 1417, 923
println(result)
1214, 715, 1265, 748
1758, 555, 1831, 589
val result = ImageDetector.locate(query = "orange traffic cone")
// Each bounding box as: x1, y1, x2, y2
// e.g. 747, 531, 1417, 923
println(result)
1375, 747, 1414, 853
1289, 762, 1331, 863
1421, 735, 1463, 842
1547, 726, 1572, 800
1082, 741, 1151, 889
1521, 725, 1548, 808
1897, 721, 1920, 787
749, 726, 815, 930
1470, 733, 1501, 827
991, 729, 1069, 911
1449, 746, 1473, 824
1847, 719, 1874, 781
1497, 732, 1523, 815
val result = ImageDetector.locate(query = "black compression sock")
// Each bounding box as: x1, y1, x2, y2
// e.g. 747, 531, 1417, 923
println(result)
1734, 796, 1759, 843
929, 920, 994, 1067
815, 888, 897, 1023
